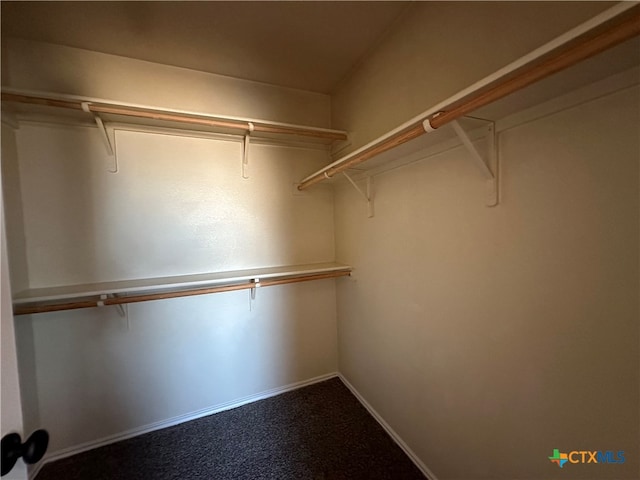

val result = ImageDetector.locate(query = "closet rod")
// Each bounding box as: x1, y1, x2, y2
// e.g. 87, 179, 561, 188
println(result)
13, 271, 351, 315
0, 93, 348, 142
297, 9, 640, 190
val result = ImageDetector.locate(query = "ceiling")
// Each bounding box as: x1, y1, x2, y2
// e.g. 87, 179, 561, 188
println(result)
0, 1, 411, 94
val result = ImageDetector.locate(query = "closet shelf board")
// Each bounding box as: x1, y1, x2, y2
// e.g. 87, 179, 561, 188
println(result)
297, 4, 640, 188
13, 262, 352, 313
1, 89, 348, 146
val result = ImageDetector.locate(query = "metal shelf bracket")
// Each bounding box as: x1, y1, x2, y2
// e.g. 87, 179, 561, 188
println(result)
82, 102, 114, 156
343, 172, 374, 218
81, 102, 119, 174
242, 122, 254, 179
249, 277, 261, 311
250, 278, 261, 300
450, 119, 498, 207
97, 294, 126, 317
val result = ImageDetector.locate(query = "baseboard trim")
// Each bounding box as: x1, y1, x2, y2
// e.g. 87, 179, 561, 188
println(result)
337, 373, 439, 480
30, 372, 339, 479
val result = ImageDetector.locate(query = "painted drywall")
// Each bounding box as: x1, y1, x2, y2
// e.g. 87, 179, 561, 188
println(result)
331, 1, 612, 156
15, 126, 335, 287
24, 281, 339, 455
334, 85, 639, 479
4, 38, 331, 128
2, 125, 39, 449
1, 123, 28, 294
1, 124, 28, 480
6, 120, 339, 454
2, 37, 340, 456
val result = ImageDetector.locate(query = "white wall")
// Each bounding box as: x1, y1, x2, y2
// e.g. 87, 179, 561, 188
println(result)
25, 280, 338, 454
1, 124, 28, 479
2, 125, 39, 452
331, 1, 611, 156
1, 123, 28, 293
16, 126, 335, 287
334, 86, 639, 479
7, 122, 338, 455
4, 38, 331, 128
2, 41, 340, 456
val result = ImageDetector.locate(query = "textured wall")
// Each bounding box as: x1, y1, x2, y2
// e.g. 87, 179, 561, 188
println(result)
15, 127, 335, 287
331, 1, 611, 156
8, 123, 338, 455
4, 38, 332, 128
2, 40, 339, 455
334, 86, 639, 479
1, 125, 28, 479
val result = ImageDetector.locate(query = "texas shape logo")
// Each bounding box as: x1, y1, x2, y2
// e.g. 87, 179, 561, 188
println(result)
549, 449, 568, 468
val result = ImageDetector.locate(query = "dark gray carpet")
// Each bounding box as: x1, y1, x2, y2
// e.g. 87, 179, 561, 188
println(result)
36, 377, 426, 479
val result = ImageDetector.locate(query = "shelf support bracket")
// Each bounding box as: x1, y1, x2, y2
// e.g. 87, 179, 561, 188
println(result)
242, 122, 254, 179
250, 278, 261, 300
343, 172, 374, 218
249, 278, 260, 311
450, 119, 498, 207
82, 102, 114, 157
97, 294, 126, 317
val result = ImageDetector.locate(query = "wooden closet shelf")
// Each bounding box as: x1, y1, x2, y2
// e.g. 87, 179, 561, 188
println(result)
1, 90, 348, 145
13, 263, 352, 315
297, 4, 640, 189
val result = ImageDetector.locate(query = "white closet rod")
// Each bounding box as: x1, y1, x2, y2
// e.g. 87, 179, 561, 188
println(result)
297, 5, 640, 190
0, 92, 348, 142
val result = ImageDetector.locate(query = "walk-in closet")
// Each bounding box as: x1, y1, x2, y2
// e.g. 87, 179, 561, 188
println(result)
1, 2, 638, 479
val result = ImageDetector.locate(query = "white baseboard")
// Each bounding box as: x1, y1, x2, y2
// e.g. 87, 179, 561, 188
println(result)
30, 372, 339, 479
337, 373, 439, 480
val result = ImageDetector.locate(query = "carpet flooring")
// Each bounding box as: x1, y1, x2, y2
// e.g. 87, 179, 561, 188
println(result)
35, 377, 426, 479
